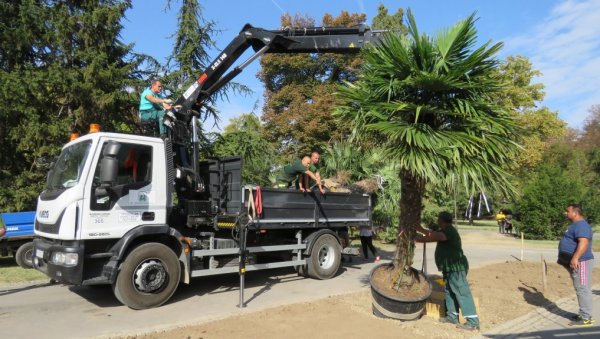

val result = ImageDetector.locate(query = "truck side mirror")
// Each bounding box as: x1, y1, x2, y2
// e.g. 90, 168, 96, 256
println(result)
99, 141, 121, 186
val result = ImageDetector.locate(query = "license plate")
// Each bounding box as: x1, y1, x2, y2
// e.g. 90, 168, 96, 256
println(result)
36, 249, 44, 258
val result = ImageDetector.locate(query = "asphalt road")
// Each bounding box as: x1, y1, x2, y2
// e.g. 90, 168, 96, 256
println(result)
0, 231, 588, 339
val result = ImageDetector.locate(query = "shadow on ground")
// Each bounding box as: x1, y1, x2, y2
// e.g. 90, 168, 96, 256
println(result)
70, 246, 397, 309
0, 280, 56, 297
0, 256, 18, 268
518, 284, 575, 320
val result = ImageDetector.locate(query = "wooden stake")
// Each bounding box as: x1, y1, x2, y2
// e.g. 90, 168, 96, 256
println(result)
541, 254, 547, 293
520, 232, 524, 261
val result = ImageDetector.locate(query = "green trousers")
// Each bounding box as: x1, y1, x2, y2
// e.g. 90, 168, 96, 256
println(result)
140, 108, 166, 134
444, 270, 479, 327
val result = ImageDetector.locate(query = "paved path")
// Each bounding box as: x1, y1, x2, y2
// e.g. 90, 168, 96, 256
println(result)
0, 230, 589, 338
476, 285, 600, 338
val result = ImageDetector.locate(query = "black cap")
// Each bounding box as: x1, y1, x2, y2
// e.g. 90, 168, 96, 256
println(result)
438, 211, 453, 224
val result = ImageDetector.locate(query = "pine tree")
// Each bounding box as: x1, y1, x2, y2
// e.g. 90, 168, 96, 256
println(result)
0, 0, 143, 211
164, 0, 249, 123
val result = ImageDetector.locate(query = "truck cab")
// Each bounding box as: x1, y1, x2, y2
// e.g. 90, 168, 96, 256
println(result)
33, 132, 171, 285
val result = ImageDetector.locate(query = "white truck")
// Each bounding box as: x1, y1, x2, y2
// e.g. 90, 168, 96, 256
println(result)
32, 24, 381, 309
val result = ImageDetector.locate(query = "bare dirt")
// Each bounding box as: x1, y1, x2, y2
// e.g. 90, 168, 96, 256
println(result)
371, 264, 430, 300
123, 261, 599, 339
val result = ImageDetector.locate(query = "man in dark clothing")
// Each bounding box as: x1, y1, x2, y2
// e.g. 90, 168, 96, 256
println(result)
558, 203, 594, 326
415, 211, 479, 331
276, 156, 321, 192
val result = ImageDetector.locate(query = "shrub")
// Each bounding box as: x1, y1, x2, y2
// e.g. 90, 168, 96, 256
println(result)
515, 164, 584, 239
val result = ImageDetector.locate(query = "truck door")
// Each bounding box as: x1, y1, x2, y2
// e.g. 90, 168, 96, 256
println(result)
80, 139, 167, 240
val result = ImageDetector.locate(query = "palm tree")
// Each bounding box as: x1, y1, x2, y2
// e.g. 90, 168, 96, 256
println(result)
336, 10, 520, 285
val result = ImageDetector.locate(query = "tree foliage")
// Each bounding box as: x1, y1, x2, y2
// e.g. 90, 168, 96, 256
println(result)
336, 10, 520, 271
259, 11, 368, 159
213, 114, 274, 186
371, 4, 408, 33
494, 56, 566, 171
579, 105, 600, 151
515, 163, 583, 239
0, 0, 144, 211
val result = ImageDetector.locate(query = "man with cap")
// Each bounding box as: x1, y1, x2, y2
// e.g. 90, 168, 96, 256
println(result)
415, 211, 479, 331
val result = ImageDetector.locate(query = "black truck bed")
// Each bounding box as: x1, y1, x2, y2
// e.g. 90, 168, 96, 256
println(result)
244, 188, 371, 229
202, 156, 371, 229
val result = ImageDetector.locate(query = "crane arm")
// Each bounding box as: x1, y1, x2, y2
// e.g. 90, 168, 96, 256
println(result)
173, 23, 384, 117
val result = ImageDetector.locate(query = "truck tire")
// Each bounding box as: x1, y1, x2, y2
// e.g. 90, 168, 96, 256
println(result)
112, 243, 181, 310
306, 234, 341, 280
293, 255, 307, 277
15, 242, 34, 269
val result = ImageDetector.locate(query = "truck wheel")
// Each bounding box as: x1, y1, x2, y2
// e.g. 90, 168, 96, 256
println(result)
306, 234, 341, 280
15, 242, 34, 269
112, 243, 181, 310
293, 255, 307, 277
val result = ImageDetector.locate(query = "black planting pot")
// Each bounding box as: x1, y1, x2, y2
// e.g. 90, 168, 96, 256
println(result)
369, 263, 432, 321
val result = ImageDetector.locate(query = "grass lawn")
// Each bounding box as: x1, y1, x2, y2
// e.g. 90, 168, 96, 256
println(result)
0, 256, 47, 285
456, 219, 498, 231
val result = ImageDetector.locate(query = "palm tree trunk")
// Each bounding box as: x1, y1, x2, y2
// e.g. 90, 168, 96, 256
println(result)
393, 170, 425, 271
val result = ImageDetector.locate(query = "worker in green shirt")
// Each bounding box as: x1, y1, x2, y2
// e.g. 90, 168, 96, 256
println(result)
302, 151, 325, 194
276, 156, 323, 193
415, 211, 479, 331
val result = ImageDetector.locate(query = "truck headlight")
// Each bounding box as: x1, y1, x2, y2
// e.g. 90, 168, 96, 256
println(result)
51, 252, 78, 266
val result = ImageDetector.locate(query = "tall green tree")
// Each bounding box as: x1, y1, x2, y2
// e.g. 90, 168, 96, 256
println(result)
494, 56, 565, 171
259, 11, 367, 159
213, 114, 274, 186
164, 0, 249, 122
371, 4, 408, 33
0, 0, 143, 211
336, 11, 520, 279
515, 140, 600, 238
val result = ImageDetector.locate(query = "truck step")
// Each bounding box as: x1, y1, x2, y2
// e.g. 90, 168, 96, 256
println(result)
86, 252, 113, 259
82, 276, 111, 285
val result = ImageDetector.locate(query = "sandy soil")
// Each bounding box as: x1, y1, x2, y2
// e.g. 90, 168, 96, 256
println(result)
121, 261, 599, 339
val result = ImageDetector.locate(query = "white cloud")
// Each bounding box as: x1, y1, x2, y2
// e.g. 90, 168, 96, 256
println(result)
504, 0, 600, 128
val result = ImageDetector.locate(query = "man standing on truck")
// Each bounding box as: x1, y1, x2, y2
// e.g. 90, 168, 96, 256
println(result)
415, 211, 479, 331
139, 79, 174, 135
276, 156, 323, 193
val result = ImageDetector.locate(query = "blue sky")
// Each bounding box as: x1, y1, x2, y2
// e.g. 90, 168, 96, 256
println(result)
121, 0, 600, 130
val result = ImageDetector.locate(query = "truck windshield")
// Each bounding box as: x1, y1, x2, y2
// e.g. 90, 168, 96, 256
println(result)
46, 140, 92, 190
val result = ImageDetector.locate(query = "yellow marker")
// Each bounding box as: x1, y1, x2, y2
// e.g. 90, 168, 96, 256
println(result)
349, 42, 355, 48
240, 268, 246, 274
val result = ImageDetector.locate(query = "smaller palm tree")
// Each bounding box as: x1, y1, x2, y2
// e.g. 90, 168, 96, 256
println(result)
336, 10, 520, 289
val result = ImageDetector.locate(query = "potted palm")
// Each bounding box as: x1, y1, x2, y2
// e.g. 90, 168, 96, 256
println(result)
336, 10, 519, 320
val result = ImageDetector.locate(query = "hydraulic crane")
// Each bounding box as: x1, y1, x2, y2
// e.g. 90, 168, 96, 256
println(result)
32, 23, 384, 310
166, 23, 383, 193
